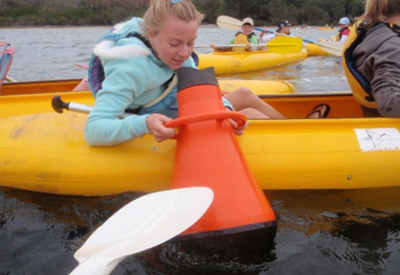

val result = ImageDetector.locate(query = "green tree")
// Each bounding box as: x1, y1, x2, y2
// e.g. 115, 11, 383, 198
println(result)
0, 0, 369, 27
194, 0, 222, 23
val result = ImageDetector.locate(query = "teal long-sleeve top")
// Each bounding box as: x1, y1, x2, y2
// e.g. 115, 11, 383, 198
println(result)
84, 18, 233, 146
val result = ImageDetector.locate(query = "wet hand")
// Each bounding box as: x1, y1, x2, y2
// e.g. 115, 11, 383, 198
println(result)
146, 114, 176, 142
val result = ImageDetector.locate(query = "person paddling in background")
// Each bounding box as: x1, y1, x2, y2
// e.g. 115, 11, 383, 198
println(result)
259, 20, 304, 50
210, 17, 259, 51
329, 17, 350, 44
343, 0, 400, 117
259, 20, 294, 43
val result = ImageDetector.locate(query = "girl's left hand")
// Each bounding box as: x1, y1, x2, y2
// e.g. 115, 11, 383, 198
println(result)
228, 119, 249, 136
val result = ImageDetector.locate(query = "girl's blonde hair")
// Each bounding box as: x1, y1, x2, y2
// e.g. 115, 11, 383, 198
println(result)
142, 0, 204, 37
357, 0, 400, 29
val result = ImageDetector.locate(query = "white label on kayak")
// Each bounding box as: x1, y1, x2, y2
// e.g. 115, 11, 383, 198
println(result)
354, 128, 400, 151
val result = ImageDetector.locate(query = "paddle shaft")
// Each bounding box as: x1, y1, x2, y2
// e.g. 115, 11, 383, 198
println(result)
5, 76, 17, 82
196, 36, 302, 54
259, 28, 342, 56
263, 31, 343, 56
51, 95, 131, 118
196, 43, 280, 48
263, 30, 343, 54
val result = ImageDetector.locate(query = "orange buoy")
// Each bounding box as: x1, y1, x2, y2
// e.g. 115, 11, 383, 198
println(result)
165, 67, 276, 260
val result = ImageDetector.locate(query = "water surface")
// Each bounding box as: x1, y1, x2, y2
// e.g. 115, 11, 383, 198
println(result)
2, 26, 349, 93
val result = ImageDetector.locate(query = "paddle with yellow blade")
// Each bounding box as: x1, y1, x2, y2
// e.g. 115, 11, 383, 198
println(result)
70, 187, 214, 275
216, 15, 344, 56
195, 35, 303, 54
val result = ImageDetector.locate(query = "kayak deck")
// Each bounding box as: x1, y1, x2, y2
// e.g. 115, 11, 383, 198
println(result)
1, 90, 400, 196
0, 90, 363, 119
0, 79, 295, 96
198, 49, 308, 74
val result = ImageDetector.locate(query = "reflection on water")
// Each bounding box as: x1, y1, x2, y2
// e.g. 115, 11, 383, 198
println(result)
218, 55, 348, 93
2, 26, 349, 93
1, 186, 399, 274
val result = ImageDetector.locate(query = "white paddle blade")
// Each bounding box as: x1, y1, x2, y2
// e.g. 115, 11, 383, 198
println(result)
216, 15, 242, 30
316, 41, 344, 56
70, 187, 214, 275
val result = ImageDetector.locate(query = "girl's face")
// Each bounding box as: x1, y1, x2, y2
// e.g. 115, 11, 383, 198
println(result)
241, 24, 254, 35
148, 15, 198, 70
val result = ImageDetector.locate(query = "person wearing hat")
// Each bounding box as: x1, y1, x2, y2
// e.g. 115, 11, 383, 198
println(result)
336, 17, 350, 44
259, 20, 295, 44
226, 17, 259, 51
210, 17, 258, 51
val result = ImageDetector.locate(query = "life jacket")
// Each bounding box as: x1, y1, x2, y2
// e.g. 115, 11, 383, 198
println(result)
336, 26, 349, 41
232, 32, 256, 52
88, 32, 151, 98
342, 21, 400, 109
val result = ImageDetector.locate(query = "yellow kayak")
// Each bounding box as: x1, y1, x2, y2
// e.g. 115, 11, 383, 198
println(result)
1, 86, 400, 196
0, 78, 294, 96
318, 27, 336, 30
219, 79, 294, 94
198, 48, 308, 75
305, 43, 331, 56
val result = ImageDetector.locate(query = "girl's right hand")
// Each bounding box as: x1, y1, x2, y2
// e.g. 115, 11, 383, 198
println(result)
221, 90, 229, 96
146, 114, 176, 142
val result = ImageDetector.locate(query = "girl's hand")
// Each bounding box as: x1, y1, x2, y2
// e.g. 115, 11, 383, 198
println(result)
146, 114, 176, 142
221, 90, 229, 96
228, 119, 249, 136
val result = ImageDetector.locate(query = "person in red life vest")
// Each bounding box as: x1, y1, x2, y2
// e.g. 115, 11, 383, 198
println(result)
326, 17, 350, 43
336, 17, 351, 44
